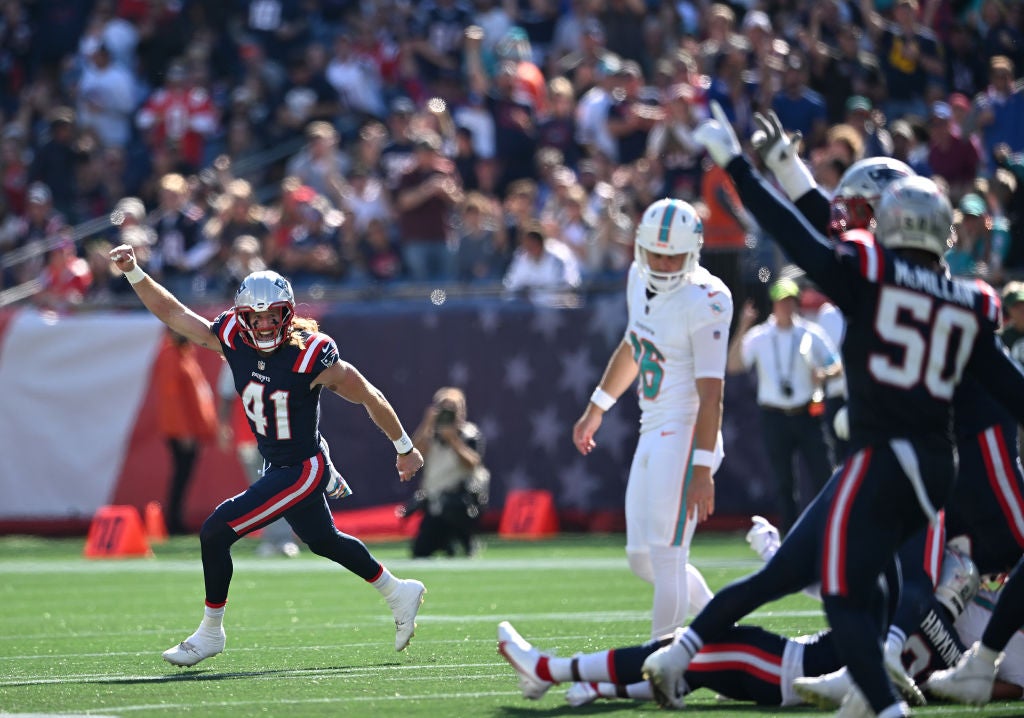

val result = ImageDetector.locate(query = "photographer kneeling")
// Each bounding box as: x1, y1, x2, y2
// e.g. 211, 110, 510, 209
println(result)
404, 387, 489, 557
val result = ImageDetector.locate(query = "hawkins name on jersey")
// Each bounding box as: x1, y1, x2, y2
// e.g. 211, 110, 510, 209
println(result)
625, 263, 733, 431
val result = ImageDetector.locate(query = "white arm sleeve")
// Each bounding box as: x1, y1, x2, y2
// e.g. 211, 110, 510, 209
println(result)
217, 362, 235, 400
692, 319, 731, 379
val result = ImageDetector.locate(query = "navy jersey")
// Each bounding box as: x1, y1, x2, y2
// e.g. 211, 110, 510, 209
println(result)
212, 311, 340, 466
726, 157, 1024, 449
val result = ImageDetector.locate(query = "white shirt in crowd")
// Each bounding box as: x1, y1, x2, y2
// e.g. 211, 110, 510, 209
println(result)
503, 238, 581, 297
740, 315, 841, 409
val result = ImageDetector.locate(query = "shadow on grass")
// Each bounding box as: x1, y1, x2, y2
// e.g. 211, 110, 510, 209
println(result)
4, 663, 408, 687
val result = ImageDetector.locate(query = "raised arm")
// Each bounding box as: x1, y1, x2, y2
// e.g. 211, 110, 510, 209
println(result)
695, 103, 853, 308
109, 244, 222, 353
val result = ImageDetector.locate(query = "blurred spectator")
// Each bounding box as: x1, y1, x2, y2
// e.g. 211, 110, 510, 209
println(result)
944, 21, 987, 99
455, 191, 505, 282
860, 0, 943, 122
946, 193, 988, 278
978, 0, 1024, 71
35, 240, 92, 311
700, 160, 755, 313
974, 56, 1024, 176
219, 234, 266, 295
242, 0, 308, 64
7, 182, 66, 287
153, 330, 217, 535
75, 41, 136, 150
771, 54, 828, 151
607, 60, 662, 165
408, 0, 473, 91
808, 26, 884, 125
575, 54, 621, 160
325, 32, 386, 121
646, 83, 703, 201
273, 47, 342, 142
380, 97, 418, 188
999, 282, 1024, 364
276, 193, 347, 285
395, 132, 462, 281
502, 222, 580, 301
477, 55, 538, 192
706, 36, 759, 140
136, 60, 218, 172
356, 216, 405, 282
598, 0, 646, 66
553, 16, 616, 89
536, 76, 581, 169
28, 107, 80, 218
928, 101, 981, 198
150, 172, 211, 289
338, 165, 393, 243
844, 96, 893, 159
1, 126, 29, 217
203, 179, 269, 276
890, 119, 931, 175
285, 121, 348, 204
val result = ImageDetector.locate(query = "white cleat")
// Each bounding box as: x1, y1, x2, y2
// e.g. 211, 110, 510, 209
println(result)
388, 579, 425, 651
497, 621, 554, 700
161, 626, 226, 667
884, 639, 926, 706
641, 637, 690, 709
793, 667, 854, 709
833, 687, 874, 718
924, 642, 999, 706
565, 681, 599, 707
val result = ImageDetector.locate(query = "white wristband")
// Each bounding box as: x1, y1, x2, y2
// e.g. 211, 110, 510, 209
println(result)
692, 449, 716, 468
393, 431, 414, 455
590, 387, 616, 411
124, 265, 147, 285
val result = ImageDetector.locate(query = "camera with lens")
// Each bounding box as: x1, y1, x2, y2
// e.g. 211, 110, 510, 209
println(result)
779, 380, 794, 398
434, 403, 458, 443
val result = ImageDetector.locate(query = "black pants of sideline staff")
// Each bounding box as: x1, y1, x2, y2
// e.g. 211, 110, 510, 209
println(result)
759, 405, 835, 533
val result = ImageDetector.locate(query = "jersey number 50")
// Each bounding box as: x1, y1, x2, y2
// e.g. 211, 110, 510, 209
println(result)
869, 287, 979, 400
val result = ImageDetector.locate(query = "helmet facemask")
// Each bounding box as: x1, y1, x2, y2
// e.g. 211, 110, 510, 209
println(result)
236, 303, 294, 351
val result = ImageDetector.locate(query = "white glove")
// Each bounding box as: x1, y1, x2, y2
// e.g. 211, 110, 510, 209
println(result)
751, 110, 815, 201
326, 470, 352, 500
693, 100, 742, 167
745, 515, 781, 562
833, 405, 850, 441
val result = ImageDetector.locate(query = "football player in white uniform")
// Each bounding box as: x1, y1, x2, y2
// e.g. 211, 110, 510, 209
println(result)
573, 198, 734, 638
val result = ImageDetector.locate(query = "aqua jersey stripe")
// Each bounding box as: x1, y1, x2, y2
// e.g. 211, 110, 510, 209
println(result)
672, 429, 697, 545
658, 203, 677, 245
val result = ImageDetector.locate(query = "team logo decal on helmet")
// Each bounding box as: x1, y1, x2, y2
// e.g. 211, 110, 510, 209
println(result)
874, 176, 954, 260
831, 157, 914, 235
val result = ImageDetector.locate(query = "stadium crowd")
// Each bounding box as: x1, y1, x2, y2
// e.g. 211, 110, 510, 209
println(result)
0, 0, 1022, 312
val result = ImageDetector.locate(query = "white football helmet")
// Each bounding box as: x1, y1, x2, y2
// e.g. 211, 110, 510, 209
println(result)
934, 548, 980, 620
831, 157, 914, 234
874, 176, 954, 259
634, 198, 704, 294
234, 270, 296, 351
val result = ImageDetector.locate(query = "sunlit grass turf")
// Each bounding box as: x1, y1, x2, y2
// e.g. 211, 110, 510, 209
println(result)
0, 532, 1018, 717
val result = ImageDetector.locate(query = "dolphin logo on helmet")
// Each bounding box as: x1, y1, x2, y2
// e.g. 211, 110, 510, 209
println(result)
634, 198, 704, 294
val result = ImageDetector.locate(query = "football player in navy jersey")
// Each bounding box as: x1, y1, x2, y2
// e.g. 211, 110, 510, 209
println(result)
749, 114, 1024, 709
109, 243, 427, 667
496, 548, 992, 709
641, 103, 1024, 718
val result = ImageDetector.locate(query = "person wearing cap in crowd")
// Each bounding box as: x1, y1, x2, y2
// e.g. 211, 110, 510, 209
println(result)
726, 280, 842, 532
947, 192, 1004, 281
999, 282, 1024, 366
928, 100, 981, 198
394, 131, 462, 282
770, 52, 828, 151
844, 95, 893, 158
574, 52, 622, 160
29, 107, 80, 219
975, 55, 1024, 175
380, 97, 418, 189
607, 59, 662, 165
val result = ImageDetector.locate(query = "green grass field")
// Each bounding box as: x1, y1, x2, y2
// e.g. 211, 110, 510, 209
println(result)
0, 532, 1017, 717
